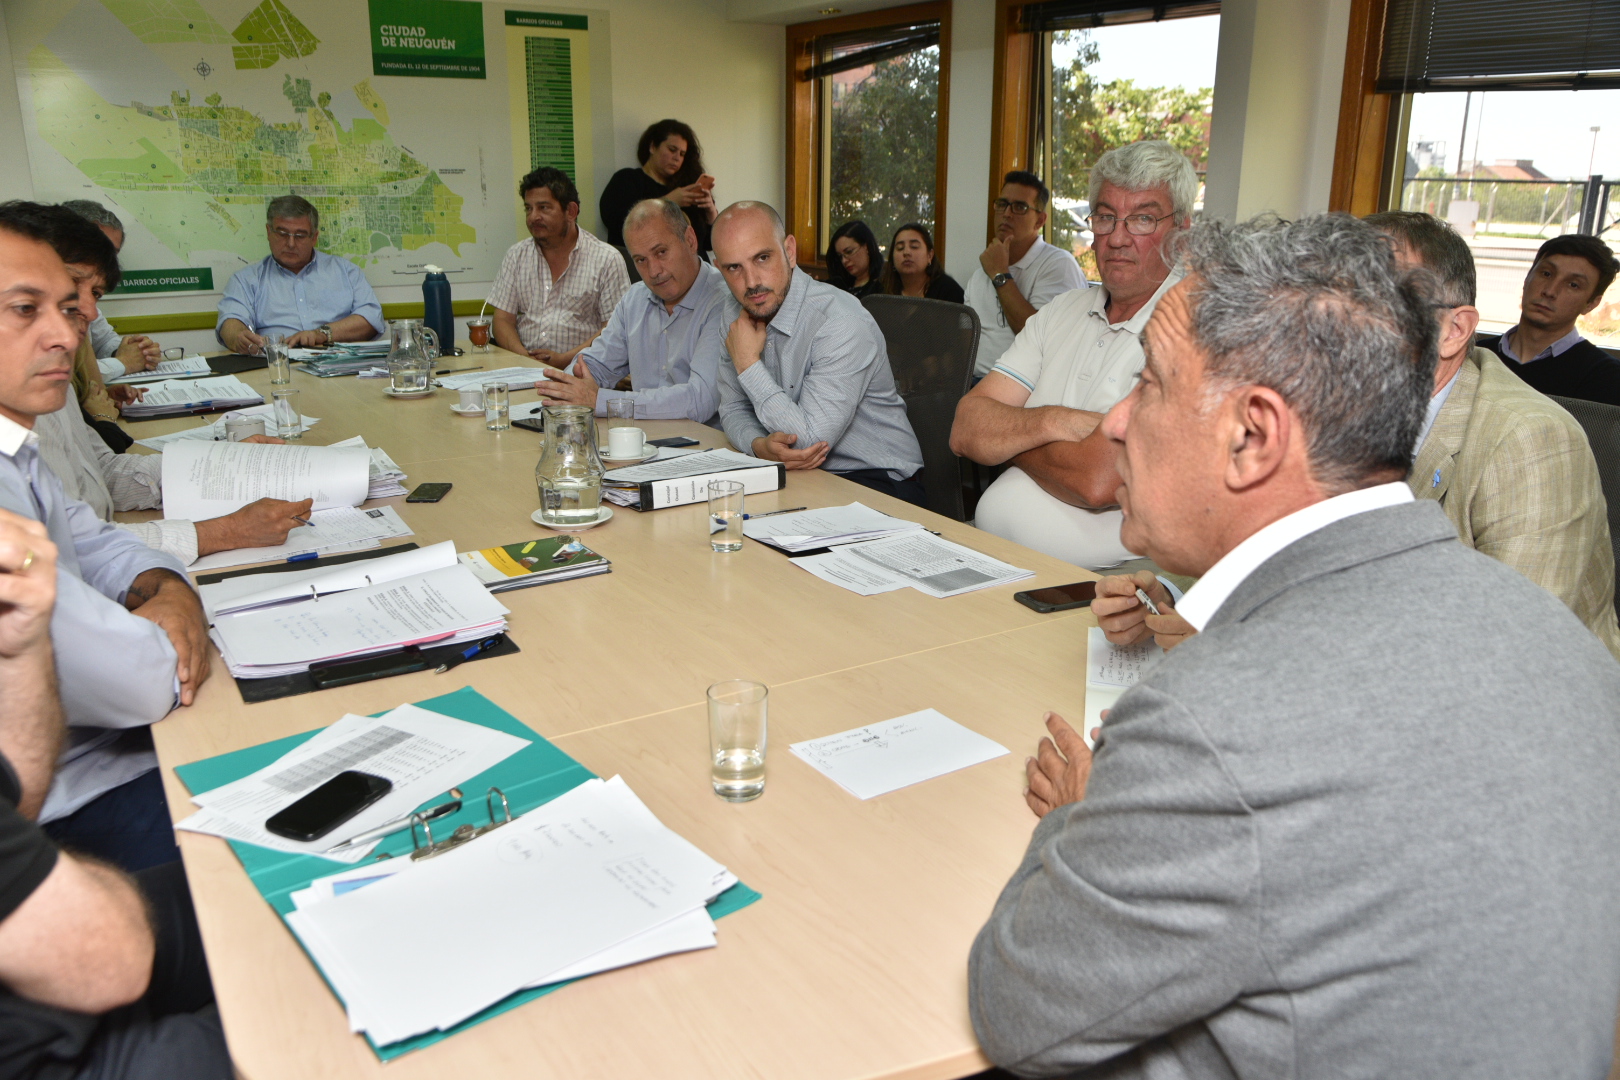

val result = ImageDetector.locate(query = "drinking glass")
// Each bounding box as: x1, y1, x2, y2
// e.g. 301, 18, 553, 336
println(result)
265, 338, 291, 385
270, 388, 301, 440
708, 480, 744, 552
467, 316, 493, 353
483, 382, 510, 431
708, 680, 767, 801
604, 396, 635, 447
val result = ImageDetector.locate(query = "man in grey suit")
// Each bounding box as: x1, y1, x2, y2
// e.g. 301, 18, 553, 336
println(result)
968, 214, 1620, 1079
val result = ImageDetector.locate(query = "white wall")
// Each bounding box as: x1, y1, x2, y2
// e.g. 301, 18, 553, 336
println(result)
0, 4, 34, 200
941, 0, 995, 284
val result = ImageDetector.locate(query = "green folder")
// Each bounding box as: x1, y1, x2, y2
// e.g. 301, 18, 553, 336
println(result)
173, 686, 761, 1060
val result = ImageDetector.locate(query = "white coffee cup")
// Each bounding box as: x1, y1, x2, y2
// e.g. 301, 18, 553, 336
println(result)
458, 386, 483, 410
224, 414, 266, 441
607, 425, 645, 459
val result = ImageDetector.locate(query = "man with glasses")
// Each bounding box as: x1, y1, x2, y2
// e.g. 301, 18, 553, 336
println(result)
951, 141, 1194, 570
964, 171, 1086, 379
216, 195, 383, 355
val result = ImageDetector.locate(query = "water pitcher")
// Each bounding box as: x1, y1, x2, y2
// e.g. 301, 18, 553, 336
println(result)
534, 405, 604, 525
386, 319, 439, 393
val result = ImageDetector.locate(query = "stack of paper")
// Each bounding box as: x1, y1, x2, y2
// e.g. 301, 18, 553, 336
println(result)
174, 703, 531, 861
790, 532, 1035, 598
160, 440, 372, 520
186, 505, 413, 573
293, 342, 391, 377
106, 354, 212, 384
742, 502, 924, 553
284, 776, 735, 1045
132, 403, 320, 451
119, 375, 262, 418
210, 563, 509, 678
1082, 626, 1159, 748
602, 447, 784, 510
434, 366, 551, 391
457, 537, 610, 592
331, 436, 408, 498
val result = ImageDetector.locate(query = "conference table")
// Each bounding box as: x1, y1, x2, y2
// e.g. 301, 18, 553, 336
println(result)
124, 343, 1107, 1080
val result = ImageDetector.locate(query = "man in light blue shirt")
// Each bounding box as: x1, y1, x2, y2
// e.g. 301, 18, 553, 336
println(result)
216, 195, 383, 354
536, 199, 726, 423
60, 201, 165, 379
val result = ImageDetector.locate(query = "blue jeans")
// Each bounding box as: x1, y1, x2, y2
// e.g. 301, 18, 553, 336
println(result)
44, 768, 180, 872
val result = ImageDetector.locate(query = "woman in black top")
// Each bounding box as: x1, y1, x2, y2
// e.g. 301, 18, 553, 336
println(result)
880, 222, 964, 303
826, 221, 883, 298
598, 119, 716, 252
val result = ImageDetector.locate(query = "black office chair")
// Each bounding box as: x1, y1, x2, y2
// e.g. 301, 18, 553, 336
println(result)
1550, 394, 1620, 619
860, 294, 979, 521
613, 244, 641, 284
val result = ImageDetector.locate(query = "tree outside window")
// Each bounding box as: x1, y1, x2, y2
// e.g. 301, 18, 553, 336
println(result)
828, 44, 941, 255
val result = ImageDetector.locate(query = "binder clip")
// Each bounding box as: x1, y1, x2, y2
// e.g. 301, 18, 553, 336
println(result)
408, 786, 512, 861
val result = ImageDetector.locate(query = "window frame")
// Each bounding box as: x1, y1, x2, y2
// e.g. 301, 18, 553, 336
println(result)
785, 2, 953, 272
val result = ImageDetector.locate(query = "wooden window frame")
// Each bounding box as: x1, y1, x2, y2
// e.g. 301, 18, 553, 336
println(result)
1328, 0, 1400, 216
785, 2, 952, 272
990, 0, 1035, 245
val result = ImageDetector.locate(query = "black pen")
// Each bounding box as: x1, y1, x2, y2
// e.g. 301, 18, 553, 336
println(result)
742, 506, 807, 520
434, 364, 483, 375
434, 634, 504, 674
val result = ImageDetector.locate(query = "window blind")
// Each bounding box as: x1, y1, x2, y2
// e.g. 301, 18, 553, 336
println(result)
1019, 1, 1219, 33
1378, 0, 1620, 92
804, 22, 941, 81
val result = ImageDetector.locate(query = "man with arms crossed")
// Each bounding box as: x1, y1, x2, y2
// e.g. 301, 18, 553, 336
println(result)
951, 141, 1193, 569
489, 167, 630, 370
535, 199, 727, 423
216, 195, 383, 354
711, 202, 925, 506
0, 202, 207, 872
969, 215, 1620, 1078
1483, 233, 1620, 407
963, 171, 1087, 379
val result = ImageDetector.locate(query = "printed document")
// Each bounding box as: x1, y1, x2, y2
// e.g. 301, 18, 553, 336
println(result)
790, 709, 1009, 799
185, 505, 412, 573
1083, 626, 1161, 748
161, 440, 371, 520
603, 447, 763, 483
132, 403, 320, 450
106, 354, 211, 383
199, 541, 456, 619
791, 532, 1033, 598
742, 502, 922, 552
118, 375, 261, 417
435, 366, 550, 390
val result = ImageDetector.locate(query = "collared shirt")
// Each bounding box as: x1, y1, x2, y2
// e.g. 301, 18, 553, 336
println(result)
1177, 482, 1415, 630
487, 228, 631, 355
1413, 368, 1459, 459
576, 260, 728, 424
716, 268, 924, 480
1496, 324, 1586, 364
963, 238, 1088, 375
89, 315, 126, 380
0, 413, 185, 822
215, 252, 384, 344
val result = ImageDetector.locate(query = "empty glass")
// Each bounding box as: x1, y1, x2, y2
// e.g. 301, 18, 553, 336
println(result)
708, 680, 767, 801
708, 479, 744, 552
265, 337, 291, 385
270, 388, 301, 440
483, 383, 510, 431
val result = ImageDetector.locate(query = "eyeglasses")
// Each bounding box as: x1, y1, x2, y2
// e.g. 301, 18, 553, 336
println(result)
993, 199, 1038, 216
271, 227, 315, 242
1087, 213, 1175, 236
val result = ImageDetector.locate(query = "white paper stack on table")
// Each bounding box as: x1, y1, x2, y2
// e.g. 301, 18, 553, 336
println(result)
106, 354, 212, 384
742, 502, 923, 553
790, 709, 1009, 799
119, 375, 262, 418
210, 563, 509, 678
175, 702, 531, 862
434, 366, 551, 390
186, 505, 412, 572
162, 440, 372, 520
284, 776, 737, 1045
1083, 626, 1160, 748
791, 531, 1035, 598
330, 436, 408, 498
132, 403, 321, 450
198, 541, 458, 620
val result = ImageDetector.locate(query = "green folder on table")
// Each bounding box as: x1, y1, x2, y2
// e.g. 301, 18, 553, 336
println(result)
174, 686, 762, 1061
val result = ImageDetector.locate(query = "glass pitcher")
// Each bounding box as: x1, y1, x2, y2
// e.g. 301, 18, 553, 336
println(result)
386, 319, 439, 393
535, 405, 604, 525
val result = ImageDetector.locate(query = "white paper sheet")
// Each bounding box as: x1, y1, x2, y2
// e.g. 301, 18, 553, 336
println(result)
602, 447, 762, 483
741, 502, 923, 552
106, 354, 212, 383
119, 375, 262, 417
788, 551, 910, 595
1083, 626, 1161, 748
199, 541, 457, 618
185, 505, 412, 573
131, 403, 320, 450
434, 366, 550, 390
161, 440, 371, 520
789, 708, 1009, 799
790, 532, 1033, 598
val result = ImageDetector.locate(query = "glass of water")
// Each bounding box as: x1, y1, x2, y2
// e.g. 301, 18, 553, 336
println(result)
270, 388, 301, 440
483, 382, 510, 431
708, 680, 767, 802
708, 479, 744, 552
265, 337, 291, 385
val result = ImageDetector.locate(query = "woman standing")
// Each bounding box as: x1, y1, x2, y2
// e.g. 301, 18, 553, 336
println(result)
881, 223, 963, 303
599, 119, 716, 253
826, 221, 883, 298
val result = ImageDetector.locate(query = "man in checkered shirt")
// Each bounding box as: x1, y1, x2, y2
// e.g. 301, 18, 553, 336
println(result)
488, 167, 630, 370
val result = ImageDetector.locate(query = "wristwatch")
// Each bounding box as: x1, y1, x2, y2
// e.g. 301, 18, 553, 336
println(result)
319, 323, 334, 345
990, 272, 1014, 290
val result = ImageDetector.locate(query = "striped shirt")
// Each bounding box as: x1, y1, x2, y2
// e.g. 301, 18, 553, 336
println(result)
487, 228, 630, 355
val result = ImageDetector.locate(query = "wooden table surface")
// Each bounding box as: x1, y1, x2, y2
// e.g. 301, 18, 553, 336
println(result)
134, 344, 1104, 1080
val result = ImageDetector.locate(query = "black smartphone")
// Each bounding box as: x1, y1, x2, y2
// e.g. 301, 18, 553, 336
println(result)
264, 771, 393, 842
513, 416, 545, 434
308, 647, 428, 689
1014, 580, 1099, 613
406, 482, 452, 503
648, 436, 700, 448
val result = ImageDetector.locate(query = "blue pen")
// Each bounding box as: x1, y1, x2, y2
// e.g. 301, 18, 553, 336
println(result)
741, 506, 807, 520
435, 635, 504, 674
286, 551, 319, 563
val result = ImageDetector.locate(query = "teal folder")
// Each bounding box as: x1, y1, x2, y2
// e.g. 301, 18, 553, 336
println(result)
174, 686, 761, 1060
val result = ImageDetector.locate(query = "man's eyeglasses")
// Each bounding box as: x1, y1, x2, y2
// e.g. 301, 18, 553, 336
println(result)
272, 227, 315, 242
993, 199, 1038, 216
1087, 213, 1175, 236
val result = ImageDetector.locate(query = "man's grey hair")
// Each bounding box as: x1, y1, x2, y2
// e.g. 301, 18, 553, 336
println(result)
713, 201, 786, 245
1363, 210, 1476, 307
266, 194, 319, 231
62, 199, 122, 232
1089, 141, 1199, 225
623, 198, 691, 244
1170, 213, 1438, 493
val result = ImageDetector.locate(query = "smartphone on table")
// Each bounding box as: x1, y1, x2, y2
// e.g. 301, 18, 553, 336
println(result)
1014, 580, 1098, 614
406, 482, 452, 503
265, 771, 393, 842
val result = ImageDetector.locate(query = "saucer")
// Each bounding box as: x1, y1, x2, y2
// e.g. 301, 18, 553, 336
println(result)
385, 386, 434, 399
531, 507, 614, 532
450, 402, 484, 416
598, 442, 656, 464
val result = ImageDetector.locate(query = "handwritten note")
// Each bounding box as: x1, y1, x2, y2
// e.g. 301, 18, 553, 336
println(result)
789, 708, 1009, 799
1086, 626, 1158, 688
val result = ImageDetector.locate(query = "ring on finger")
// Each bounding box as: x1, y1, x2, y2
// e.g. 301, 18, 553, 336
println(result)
19, 549, 33, 573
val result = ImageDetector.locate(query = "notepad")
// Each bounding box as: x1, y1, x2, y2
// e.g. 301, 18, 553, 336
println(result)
790, 709, 1009, 799
1082, 626, 1161, 748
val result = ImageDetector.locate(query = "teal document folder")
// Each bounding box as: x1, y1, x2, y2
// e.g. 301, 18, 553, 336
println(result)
173, 686, 761, 1060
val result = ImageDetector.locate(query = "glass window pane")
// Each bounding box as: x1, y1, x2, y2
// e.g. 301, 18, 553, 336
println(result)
827, 43, 940, 253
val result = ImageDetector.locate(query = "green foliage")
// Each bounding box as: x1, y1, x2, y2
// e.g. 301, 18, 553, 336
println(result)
828, 46, 939, 253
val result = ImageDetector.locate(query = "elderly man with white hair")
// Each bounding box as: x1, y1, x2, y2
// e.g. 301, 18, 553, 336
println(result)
951, 140, 1197, 570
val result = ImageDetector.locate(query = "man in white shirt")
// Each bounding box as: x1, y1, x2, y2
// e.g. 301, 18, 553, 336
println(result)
963, 171, 1086, 378
951, 141, 1197, 569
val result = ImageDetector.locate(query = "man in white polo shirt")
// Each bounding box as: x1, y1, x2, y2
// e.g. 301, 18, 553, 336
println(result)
950, 141, 1197, 569
963, 171, 1087, 379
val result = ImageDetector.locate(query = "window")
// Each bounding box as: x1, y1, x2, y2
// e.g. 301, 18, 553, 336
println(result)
786, 4, 951, 269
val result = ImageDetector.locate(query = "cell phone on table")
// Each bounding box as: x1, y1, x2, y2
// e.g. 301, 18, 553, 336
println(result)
265, 771, 393, 842
1014, 581, 1098, 613
406, 482, 452, 503
648, 436, 699, 448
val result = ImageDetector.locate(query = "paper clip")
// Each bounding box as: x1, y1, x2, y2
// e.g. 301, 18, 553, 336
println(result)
407, 786, 512, 861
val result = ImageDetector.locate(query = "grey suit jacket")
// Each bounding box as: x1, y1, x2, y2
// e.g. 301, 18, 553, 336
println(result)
969, 500, 1620, 1079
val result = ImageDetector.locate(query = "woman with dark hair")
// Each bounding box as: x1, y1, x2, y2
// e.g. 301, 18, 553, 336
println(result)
599, 119, 716, 253
880, 222, 963, 303
826, 221, 882, 298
